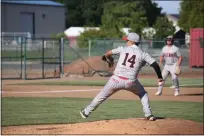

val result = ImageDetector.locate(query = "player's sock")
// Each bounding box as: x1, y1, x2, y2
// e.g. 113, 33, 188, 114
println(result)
140, 93, 152, 117
157, 85, 163, 94
172, 78, 179, 90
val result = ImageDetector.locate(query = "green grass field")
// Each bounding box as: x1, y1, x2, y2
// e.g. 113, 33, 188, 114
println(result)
10, 78, 203, 88
2, 97, 203, 126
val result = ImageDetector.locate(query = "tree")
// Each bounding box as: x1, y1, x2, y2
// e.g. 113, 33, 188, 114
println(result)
128, 2, 148, 36
53, 0, 104, 27
100, 1, 126, 38
178, 0, 204, 32
53, 0, 163, 28
142, 28, 156, 39
81, 0, 103, 26
139, 0, 163, 26
101, 1, 148, 38
105, 0, 163, 27
153, 16, 175, 39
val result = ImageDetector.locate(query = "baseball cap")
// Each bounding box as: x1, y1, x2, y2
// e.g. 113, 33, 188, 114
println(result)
124, 32, 140, 43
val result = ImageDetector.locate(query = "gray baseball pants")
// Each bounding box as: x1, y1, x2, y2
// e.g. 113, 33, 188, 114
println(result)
158, 63, 179, 92
83, 75, 153, 117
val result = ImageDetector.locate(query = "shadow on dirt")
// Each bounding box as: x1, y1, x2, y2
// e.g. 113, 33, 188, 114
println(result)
155, 117, 165, 120
180, 93, 204, 96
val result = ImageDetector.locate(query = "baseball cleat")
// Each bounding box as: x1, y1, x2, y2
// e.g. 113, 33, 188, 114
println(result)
80, 110, 88, 119
174, 90, 179, 96
155, 91, 162, 96
146, 115, 156, 121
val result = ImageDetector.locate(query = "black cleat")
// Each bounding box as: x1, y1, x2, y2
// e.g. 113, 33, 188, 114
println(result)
80, 110, 88, 119
146, 115, 156, 121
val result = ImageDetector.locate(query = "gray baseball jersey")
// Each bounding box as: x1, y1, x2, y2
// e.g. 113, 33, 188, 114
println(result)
82, 45, 156, 118
112, 45, 156, 80
157, 45, 181, 93
161, 45, 181, 65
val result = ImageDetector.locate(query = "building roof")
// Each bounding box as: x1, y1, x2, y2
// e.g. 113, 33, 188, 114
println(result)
2, 0, 64, 7
64, 27, 132, 37
64, 27, 100, 37
170, 14, 180, 19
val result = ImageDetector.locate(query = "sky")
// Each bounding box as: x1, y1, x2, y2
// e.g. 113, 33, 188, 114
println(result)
153, 1, 181, 14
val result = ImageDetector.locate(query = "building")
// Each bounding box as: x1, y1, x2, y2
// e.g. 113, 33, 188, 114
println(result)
166, 14, 188, 47
64, 27, 100, 37
166, 14, 181, 32
1, 0, 65, 37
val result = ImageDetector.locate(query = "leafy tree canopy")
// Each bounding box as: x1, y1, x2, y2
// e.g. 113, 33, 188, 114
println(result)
53, 0, 163, 28
153, 16, 176, 39
178, 0, 204, 32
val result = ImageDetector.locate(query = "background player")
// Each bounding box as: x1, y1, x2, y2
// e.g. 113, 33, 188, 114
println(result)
155, 35, 183, 96
80, 32, 163, 121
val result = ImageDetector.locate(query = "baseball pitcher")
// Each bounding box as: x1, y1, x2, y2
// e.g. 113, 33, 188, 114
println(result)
155, 35, 183, 96
80, 32, 163, 121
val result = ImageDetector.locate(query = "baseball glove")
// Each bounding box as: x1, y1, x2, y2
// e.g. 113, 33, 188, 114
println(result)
175, 66, 181, 75
102, 55, 114, 68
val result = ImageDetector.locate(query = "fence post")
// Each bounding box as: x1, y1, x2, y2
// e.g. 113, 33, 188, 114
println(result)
20, 37, 23, 79
88, 39, 91, 57
60, 38, 64, 77
42, 38, 45, 78
22, 37, 27, 80
103, 38, 106, 70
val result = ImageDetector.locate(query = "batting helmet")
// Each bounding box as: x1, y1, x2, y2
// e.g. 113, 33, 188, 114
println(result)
166, 35, 174, 45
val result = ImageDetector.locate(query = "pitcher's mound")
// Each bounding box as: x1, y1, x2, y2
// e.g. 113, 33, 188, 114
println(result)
2, 118, 203, 135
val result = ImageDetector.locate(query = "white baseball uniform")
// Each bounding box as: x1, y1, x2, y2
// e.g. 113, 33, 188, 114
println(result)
157, 45, 181, 93
83, 45, 156, 118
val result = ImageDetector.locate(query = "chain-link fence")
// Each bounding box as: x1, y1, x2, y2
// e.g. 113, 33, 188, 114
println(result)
61, 38, 190, 77
1, 36, 192, 79
1, 36, 62, 79
62, 39, 126, 76
1, 36, 23, 79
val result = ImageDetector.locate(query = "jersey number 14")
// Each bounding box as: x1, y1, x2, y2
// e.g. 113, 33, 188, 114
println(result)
122, 53, 136, 68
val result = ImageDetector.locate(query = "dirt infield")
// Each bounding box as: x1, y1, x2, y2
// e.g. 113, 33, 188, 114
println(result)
2, 118, 203, 134
2, 79, 204, 135
2, 85, 204, 102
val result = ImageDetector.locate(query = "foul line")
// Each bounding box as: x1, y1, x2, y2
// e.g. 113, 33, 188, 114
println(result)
1, 89, 101, 94
2, 87, 157, 94
169, 84, 203, 88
